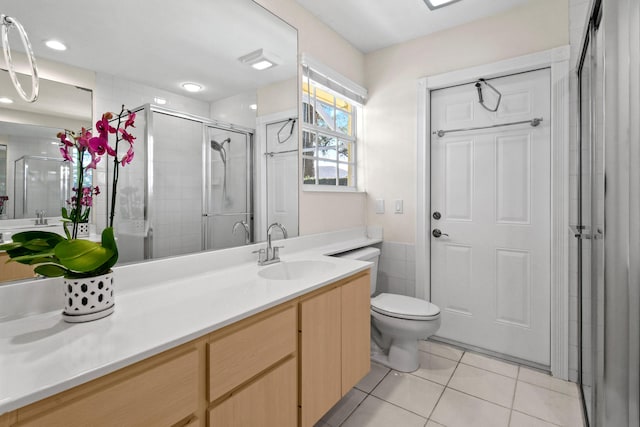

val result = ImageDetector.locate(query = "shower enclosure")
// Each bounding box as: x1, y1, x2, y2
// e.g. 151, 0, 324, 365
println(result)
13, 155, 69, 219
111, 105, 253, 263
576, 1, 639, 425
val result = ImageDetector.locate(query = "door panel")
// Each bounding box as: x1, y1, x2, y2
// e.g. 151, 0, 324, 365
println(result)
430, 68, 551, 365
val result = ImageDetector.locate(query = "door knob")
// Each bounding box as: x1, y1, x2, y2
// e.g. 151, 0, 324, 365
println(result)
432, 229, 449, 238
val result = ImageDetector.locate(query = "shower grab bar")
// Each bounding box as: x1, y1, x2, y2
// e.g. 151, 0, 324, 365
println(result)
433, 117, 543, 138
264, 149, 298, 157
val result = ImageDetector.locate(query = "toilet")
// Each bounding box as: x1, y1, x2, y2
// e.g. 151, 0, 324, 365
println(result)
338, 247, 441, 372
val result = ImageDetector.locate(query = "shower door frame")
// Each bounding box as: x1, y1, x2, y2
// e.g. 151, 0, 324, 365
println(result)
416, 46, 571, 378
118, 104, 254, 260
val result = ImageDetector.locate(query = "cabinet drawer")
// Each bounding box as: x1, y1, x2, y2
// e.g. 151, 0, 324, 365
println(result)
208, 357, 297, 427
208, 305, 296, 402
16, 349, 198, 427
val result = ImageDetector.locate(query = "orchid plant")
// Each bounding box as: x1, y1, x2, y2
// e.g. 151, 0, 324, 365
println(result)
0, 105, 136, 278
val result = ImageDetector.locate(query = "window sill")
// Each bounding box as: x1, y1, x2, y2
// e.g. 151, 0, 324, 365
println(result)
302, 185, 366, 194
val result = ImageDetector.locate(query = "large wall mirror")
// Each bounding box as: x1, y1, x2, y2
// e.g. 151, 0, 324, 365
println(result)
0, 0, 299, 283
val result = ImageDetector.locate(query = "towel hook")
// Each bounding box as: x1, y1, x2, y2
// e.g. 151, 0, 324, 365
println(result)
1, 14, 39, 103
475, 78, 500, 113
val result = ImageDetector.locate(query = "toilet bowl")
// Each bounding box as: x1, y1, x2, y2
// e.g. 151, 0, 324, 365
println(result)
336, 247, 441, 372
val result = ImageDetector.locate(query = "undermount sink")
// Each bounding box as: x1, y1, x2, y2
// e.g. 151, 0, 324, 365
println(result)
258, 260, 336, 281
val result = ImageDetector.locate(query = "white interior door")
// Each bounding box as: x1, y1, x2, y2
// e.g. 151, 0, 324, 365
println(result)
430, 69, 551, 365
266, 118, 298, 238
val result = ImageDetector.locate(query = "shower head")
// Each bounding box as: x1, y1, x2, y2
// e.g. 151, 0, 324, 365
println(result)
211, 138, 230, 165
210, 138, 230, 152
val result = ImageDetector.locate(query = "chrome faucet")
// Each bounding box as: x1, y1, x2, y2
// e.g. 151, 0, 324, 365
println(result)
254, 222, 288, 266
232, 220, 251, 244
34, 210, 47, 226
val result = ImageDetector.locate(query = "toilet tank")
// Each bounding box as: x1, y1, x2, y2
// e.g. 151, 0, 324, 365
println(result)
335, 247, 380, 295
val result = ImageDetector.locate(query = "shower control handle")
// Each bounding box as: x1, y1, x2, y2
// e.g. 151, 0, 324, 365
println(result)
432, 229, 449, 238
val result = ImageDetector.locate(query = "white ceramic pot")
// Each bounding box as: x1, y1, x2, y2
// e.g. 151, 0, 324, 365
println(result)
62, 270, 114, 323
76, 222, 90, 238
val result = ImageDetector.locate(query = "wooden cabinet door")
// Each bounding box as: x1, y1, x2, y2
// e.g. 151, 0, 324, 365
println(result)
15, 349, 199, 427
208, 358, 297, 427
299, 287, 341, 427
341, 273, 371, 394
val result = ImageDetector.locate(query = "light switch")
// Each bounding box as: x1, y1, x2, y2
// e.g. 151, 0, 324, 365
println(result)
394, 199, 403, 214
375, 199, 385, 214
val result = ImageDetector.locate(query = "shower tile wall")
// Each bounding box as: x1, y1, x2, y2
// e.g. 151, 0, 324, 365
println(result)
377, 242, 416, 298
93, 73, 210, 236
568, 0, 590, 383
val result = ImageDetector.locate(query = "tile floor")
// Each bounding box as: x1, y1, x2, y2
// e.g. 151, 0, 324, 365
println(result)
315, 341, 584, 427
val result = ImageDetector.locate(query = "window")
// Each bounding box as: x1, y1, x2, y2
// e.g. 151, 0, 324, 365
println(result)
301, 58, 366, 190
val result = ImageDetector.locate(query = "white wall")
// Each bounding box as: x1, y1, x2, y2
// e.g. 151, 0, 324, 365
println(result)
210, 91, 257, 129
364, 0, 569, 244
254, 0, 367, 235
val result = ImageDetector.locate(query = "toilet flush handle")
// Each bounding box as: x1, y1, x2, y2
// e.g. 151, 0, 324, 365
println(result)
432, 229, 449, 238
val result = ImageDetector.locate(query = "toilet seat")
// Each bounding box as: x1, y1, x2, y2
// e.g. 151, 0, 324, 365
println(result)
371, 293, 440, 321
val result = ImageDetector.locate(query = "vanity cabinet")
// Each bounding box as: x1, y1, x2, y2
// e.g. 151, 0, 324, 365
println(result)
207, 304, 298, 426
10, 345, 200, 427
299, 271, 371, 427
0, 252, 36, 282
1, 270, 369, 427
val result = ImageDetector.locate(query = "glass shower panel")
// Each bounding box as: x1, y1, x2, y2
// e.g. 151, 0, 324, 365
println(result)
578, 17, 606, 427
111, 111, 147, 264
205, 127, 252, 250
13, 156, 68, 219
151, 113, 203, 259
579, 38, 594, 423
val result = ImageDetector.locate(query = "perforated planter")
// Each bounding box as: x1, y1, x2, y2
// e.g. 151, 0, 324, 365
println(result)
76, 222, 90, 238
62, 270, 114, 323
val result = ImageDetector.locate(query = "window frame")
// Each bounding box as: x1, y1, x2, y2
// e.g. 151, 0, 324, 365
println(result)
301, 76, 360, 191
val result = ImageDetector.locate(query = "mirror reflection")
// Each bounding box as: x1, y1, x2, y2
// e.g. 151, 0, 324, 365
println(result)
0, 0, 299, 283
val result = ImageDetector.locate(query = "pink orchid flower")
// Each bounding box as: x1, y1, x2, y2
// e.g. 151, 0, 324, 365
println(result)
124, 112, 136, 129
119, 128, 136, 144
120, 147, 135, 167
85, 151, 101, 170
96, 112, 116, 138
57, 132, 74, 147
88, 135, 116, 157
60, 146, 73, 162
93, 186, 101, 196
77, 128, 94, 149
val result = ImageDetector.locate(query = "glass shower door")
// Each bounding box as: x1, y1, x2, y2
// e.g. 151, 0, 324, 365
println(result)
205, 127, 252, 251
578, 10, 605, 427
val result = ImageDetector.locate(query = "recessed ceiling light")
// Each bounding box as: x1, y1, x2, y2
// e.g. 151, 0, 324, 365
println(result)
0, 97, 14, 104
238, 49, 279, 71
154, 97, 167, 105
45, 40, 67, 51
423, 0, 463, 10
249, 104, 257, 110
181, 82, 203, 93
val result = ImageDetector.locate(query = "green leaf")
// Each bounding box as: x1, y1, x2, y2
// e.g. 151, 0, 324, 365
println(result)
100, 227, 119, 272
0, 242, 22, 251
11, 250, 56, 263
11, 231, 64, 244
61, 207, 69, 219
34, 264, 68, 277
22, 239, 54, 251
55, 239, 115, 273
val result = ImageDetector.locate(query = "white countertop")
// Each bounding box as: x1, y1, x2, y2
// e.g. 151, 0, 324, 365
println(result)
0, 229, 381, 414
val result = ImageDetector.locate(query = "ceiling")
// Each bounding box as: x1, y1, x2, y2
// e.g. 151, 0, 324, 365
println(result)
295, 0, 529, 53
0, 0, 297, 103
